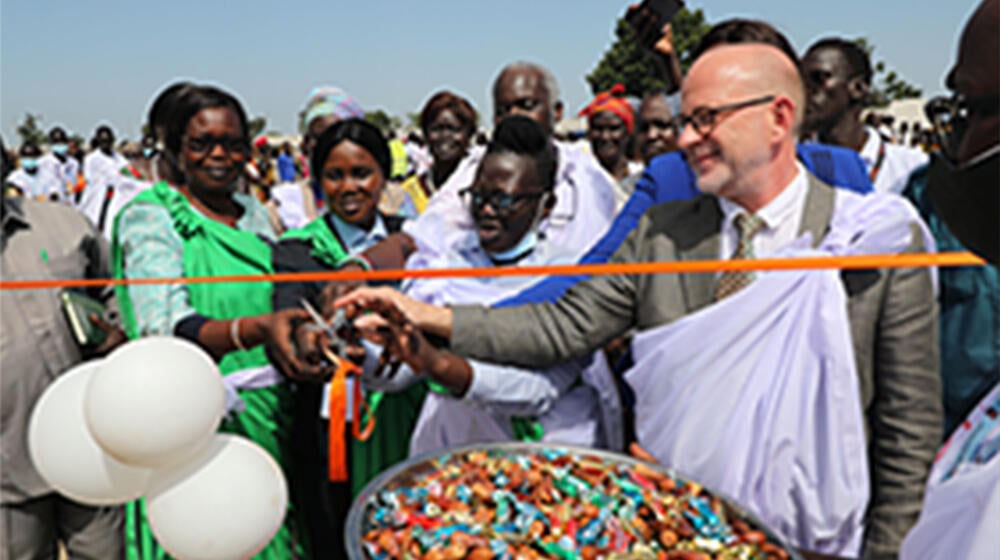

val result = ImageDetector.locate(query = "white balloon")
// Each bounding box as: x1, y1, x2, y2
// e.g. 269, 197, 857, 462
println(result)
146, 435, 288, 560
27, 361, 152, 505
85, 337, 224, 468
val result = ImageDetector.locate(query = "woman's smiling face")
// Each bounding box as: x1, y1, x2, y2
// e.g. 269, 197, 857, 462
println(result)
321, 139, 385, 230
179, 106, 248, 193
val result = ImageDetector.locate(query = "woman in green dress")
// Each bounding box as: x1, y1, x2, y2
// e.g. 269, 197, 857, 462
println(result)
272, 118, 427, 557
113, 84, 314, 560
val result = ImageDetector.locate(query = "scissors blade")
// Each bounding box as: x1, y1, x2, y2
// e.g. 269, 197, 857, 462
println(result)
300, 298, 336, 339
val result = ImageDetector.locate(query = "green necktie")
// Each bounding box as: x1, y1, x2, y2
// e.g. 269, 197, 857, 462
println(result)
715, 212, 766, 301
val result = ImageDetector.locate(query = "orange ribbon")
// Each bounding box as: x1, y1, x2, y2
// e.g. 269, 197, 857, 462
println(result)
324, 350, 375, 483
0, 252, 985, 292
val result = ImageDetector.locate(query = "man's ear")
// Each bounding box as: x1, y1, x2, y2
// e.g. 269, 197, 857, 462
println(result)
848, 77, 869, 105
541, 192, 557, 220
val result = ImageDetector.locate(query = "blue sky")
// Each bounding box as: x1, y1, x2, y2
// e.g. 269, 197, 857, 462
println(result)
1, 0, 977, 144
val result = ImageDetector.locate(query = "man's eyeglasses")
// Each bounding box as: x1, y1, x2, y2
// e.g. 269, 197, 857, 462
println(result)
670, 95, 775, 137
184, 135, 250, 156
459, 187, 547, 217
924, 92, 1000, 162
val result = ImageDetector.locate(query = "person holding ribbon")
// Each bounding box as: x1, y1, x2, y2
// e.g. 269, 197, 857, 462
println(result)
112, 84, 314, 559
270, 117, 417, 557
338, 116, 615, 457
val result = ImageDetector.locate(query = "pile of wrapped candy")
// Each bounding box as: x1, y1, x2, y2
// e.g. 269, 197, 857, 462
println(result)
355, 447, 793, 560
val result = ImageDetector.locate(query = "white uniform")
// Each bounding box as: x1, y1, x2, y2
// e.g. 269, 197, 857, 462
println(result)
6, 164, 66, 203
860, 126, 929, 195
38, 153, 79, 203
363, 232, 616, 457
78, 151, 127, 230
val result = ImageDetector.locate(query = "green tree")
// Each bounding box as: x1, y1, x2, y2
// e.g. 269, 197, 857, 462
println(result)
586, 8, 710, 97
407, 112, 422, 130
16, 113, 47, 146
853, 38, 923, 108
670, 8, 712, 74
365, 109, 401, 133
248, 116, 267, 139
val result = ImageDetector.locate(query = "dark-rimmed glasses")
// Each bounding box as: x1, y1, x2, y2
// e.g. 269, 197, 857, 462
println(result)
670, 95, 776, 137
184, 135, 250, 156
459, 187, 547, 217
924, 92, 1000, 162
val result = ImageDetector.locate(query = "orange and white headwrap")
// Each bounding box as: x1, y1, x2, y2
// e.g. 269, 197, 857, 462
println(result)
579, 83, 635, 134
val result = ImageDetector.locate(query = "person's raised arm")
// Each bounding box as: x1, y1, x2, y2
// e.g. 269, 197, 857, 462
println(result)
625, 3, 684, 93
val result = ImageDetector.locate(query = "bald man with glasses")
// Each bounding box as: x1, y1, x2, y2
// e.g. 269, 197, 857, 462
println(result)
341, 41, 942, 559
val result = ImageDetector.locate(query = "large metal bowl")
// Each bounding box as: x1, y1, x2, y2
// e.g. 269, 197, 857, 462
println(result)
346, 442, 804, 559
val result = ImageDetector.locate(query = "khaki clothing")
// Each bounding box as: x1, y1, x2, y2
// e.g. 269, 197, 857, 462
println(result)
0, 198, 122, 558
1, 495, 123, 560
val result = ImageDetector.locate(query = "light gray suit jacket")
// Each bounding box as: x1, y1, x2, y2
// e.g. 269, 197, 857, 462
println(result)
1, 198, 114, 504
451, 174, 942, 559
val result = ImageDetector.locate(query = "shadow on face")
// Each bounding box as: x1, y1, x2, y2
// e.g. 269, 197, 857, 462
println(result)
588, 111, 630, 172
493, 69, 554, 136
467, 152, 552, 254
637, 95, 678, 164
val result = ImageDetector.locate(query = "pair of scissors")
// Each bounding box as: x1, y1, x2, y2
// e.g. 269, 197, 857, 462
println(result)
299, 299, 375, 441
300, 298, 352, 355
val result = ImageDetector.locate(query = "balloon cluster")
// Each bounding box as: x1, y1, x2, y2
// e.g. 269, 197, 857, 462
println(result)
27, 337, 287, 560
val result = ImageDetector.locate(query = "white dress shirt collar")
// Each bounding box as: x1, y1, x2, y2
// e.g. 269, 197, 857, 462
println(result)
717, 163, 809, 259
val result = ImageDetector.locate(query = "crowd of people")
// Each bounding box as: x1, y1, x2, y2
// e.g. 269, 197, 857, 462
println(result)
2, 1, 997, 559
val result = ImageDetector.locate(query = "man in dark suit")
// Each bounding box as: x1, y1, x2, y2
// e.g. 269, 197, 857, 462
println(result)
339, 41, 941, 559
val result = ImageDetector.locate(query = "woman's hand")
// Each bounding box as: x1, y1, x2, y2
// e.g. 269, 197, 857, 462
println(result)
259, 308, 333, 383
345, 292, 473, 394
347, 293, 440, 376
335, 286, 453, 339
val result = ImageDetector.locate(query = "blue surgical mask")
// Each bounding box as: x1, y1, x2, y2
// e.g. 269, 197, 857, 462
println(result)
486, 230, 540, 263
51, 143, 69, 156
21, 158, 39, 172
484, 194, 550, 263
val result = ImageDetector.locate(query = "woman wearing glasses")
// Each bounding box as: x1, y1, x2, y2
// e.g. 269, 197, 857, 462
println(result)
112, 85, 311, 559
337, 116, 612, 456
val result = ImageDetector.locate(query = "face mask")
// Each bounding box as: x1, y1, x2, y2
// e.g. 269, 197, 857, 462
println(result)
927, 145, 999, 265
143, 147, 156, 159
484, 194, 550, 262
487, 230, 540, 262
21, 158, 39, 173
51, 143, 69, 156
